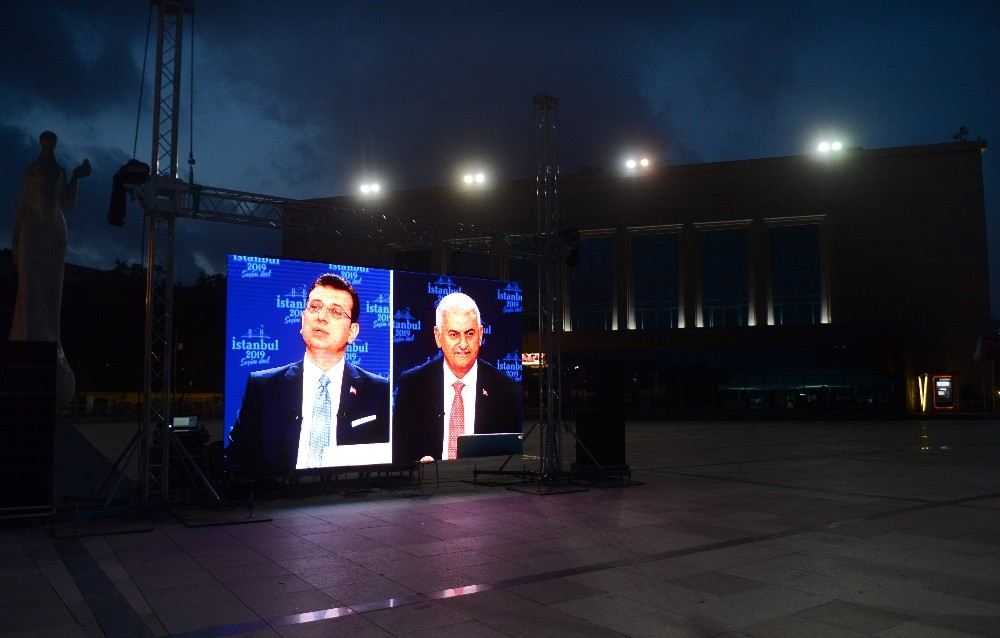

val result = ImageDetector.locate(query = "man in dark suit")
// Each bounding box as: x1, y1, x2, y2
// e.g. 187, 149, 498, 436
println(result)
393, 292, 521, 463
227, 274, 389, 474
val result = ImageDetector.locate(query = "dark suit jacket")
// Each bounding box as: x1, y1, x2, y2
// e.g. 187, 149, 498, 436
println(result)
393, 355, 522, 463
227, 359, 389, 474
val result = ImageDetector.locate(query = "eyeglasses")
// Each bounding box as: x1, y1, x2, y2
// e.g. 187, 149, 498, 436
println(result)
305, 301, 352, 322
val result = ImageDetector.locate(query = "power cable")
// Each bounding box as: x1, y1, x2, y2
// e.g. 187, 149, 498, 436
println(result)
187, 5, 196, 183
135, 1, 154, 268
132, 1, 154, 160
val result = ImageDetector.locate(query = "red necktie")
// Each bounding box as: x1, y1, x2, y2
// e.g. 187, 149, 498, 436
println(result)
447, 381, 465, 460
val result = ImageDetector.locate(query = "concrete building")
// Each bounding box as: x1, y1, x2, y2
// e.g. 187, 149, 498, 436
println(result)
284, 141, 993, 415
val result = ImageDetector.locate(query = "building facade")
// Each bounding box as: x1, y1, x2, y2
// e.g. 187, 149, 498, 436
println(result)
284, 141, 993, 415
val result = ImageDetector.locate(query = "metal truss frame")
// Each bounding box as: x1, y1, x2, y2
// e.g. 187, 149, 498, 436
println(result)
127, 1, 565, 505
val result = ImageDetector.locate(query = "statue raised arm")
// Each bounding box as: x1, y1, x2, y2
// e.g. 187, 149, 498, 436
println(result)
9, 131, 91, 404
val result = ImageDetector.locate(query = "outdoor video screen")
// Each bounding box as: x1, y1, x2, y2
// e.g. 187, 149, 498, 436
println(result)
224, 255, 523, 474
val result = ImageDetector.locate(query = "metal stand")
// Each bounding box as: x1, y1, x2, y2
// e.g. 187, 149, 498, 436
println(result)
534, 93, 563, 481
473, 95, 634, 493
92, 425, 142, 507
169, 429, 220, 502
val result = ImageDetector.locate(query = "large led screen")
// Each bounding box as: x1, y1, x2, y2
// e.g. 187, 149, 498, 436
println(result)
224, 255, 523, 475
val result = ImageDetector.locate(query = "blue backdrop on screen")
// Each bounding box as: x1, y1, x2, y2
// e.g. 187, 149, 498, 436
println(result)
392, 272, 524, 387
223, 256, 391, 447
223, 256, 524, 470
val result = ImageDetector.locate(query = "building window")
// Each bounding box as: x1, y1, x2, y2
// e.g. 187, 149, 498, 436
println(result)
633, 233, 679, 329
570, 235, 614, 331
702, 229, 748, 327
770, 225, 821, 325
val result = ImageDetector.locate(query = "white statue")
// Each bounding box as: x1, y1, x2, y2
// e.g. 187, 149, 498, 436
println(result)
9, 131, 91, 405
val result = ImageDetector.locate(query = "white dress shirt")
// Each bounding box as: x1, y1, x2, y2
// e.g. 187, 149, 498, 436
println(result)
441, 360, 478, 460
296, 355, 344, 469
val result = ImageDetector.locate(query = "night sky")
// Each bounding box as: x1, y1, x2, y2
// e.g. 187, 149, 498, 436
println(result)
2, 1, 998, 316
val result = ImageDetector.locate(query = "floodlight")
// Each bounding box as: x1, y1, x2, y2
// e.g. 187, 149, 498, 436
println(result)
460, 167, 489, 189
358, 180, 383, 197
816, 139, 845, 155
624, 154, 653, 175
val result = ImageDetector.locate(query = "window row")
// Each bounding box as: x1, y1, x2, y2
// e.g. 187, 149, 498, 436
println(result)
437, 219, 827, 332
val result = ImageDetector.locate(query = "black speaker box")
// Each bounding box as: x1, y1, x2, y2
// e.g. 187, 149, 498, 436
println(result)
0, 341, 56, 516
575, 409, 626, 469
574, 365, 627, 469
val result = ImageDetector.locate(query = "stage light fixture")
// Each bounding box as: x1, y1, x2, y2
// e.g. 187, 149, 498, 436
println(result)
107, 159, 150, 226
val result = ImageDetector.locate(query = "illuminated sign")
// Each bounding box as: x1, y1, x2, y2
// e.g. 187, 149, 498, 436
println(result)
918, 373, 955, 412
933, 375, 954, 410
521, 352, 546, 367
918, 373, 929, 413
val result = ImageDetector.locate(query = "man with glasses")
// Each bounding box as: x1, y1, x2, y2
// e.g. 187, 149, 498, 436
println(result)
228, 274, 389, 474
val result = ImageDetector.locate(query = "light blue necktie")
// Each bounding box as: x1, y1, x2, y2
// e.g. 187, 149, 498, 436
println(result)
309, 372, 331, 466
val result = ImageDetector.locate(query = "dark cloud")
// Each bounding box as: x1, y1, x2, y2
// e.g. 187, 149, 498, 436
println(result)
0, 126, 38, 248
709, 7, 815, 121
183, 2, 684, 190
0, 119, 270, 284
0, 1, 145, 118
3, 1, 998, 310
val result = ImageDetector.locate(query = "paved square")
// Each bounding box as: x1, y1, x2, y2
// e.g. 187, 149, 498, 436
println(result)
3, 418, 1000, 636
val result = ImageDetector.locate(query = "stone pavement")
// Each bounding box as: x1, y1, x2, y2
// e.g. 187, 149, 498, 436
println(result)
3, 418, 1000, 637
